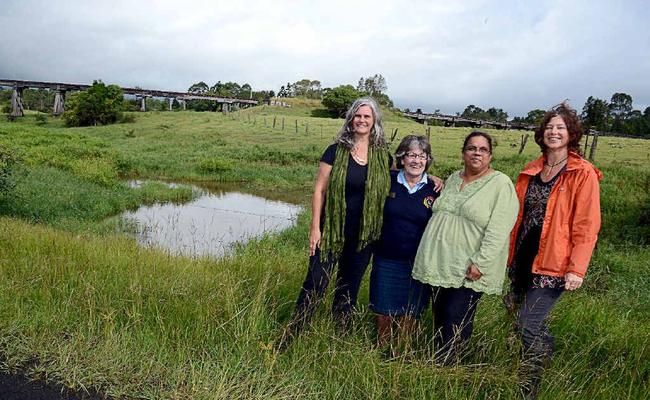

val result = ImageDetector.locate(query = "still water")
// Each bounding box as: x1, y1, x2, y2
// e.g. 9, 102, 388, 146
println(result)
122, 182, 303, 258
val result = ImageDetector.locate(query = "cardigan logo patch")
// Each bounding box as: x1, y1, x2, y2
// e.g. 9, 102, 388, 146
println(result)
423, 196, 435, 208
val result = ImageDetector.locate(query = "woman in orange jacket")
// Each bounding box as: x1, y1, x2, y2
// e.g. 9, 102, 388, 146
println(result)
506, 102, 602, 399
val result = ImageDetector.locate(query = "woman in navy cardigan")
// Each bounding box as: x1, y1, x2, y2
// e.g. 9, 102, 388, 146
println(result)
370, 135, 439, 347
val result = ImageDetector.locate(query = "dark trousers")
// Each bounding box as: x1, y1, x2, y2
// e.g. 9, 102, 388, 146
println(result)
288, 242, 372, 335
432, 286, 483, 363
517, 287, 563, 361
513, 287, 563, 397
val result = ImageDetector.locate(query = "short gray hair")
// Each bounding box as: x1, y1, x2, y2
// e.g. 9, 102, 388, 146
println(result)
335, 97, 387, 149
395, 135, 433, 169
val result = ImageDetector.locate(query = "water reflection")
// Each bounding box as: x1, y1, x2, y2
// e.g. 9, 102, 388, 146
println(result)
122, 183, 302, 258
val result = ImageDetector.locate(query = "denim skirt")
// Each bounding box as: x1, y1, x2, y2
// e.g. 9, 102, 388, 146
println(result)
370, 255, 430, 318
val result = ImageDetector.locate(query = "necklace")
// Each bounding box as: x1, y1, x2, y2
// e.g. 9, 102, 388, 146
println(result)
544, 156, 568, 167
351, 145, 367, 164
542, 156, 567, 181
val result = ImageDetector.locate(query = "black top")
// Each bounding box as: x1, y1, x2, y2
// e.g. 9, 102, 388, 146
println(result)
320, 143, 392, 244
510, 170, 566, 290
375, 171, 438, 261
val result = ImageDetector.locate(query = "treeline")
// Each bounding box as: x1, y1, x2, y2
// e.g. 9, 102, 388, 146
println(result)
275, 74, 394, 116
0, 89, 56, 113
581, 93, 650, 137
184, 81, 274, 111
407, 92, 650, 138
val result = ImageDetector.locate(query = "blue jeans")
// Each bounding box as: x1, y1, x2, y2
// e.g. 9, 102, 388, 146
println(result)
432, 286, 483, 363
288, 242, 372, 334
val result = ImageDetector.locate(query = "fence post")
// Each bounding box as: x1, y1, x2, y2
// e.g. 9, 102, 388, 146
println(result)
295, 119, 298, 133
518, 133, 529, 155
583, 131, 590, 155
320, 124, 323, 139
282, 118, 285, 131
273, 116, 276, 128
588, 129, 599, 162
391, 128, 399, 143
305, 123, 309, 134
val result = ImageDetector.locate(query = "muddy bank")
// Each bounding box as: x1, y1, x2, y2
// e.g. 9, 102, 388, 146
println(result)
0, 370, 105, 400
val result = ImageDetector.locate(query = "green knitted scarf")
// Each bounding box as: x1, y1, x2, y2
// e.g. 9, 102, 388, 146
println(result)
320, 144, 391, 261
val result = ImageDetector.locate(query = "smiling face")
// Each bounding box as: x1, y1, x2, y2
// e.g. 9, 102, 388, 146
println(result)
543, 115, 570, 151
462, 135, 492, 175
351, 105, 374, 137
402, 146, 428, 179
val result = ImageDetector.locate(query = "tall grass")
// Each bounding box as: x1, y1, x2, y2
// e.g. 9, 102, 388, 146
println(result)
0, 108, 648, 399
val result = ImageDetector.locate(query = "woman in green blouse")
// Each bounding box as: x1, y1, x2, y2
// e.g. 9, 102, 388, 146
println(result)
413, 131, 519, 364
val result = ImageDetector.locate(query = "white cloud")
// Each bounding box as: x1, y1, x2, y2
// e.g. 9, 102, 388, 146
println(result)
1, 0, 648, 115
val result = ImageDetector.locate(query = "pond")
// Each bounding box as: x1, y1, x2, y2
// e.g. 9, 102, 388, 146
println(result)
122, 181, 303, 258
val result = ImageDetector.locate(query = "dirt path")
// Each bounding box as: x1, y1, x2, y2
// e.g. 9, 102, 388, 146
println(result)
0, 370, 105, 400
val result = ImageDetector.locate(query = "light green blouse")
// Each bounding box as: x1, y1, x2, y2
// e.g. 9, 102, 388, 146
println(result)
412, 170, 519, 295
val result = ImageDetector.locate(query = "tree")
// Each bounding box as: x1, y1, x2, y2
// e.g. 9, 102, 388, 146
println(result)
322, 85, 362, 117
63, 80, 124, 127
22, 89, 54, 112
581, 96, 610, 131
486, 107, 508, 122
609, 92, 633, 117
525, 109, 546, 126
356, 74, 392, 106
240, 83, 252, 99
461, 105, 485, 120
188, 81, 209, 94
357, 74, 388, 96
610, 92, 633, 132
291, 79, 323, 99
621, 110, 650, 137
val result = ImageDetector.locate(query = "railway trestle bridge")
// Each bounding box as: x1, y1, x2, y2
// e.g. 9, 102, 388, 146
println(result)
0, 79, 258, 117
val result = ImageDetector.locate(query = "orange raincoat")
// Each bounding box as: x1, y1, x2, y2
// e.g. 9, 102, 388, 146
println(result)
508, 152, 602, 278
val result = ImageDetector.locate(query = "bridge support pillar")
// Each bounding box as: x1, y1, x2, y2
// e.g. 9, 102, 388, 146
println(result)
139, 97, 147, 112
11, 87, 25, 117
222, 103, 229, 113
53, 89, 66, 116
179, 99, 186, 110
168, 97, 174, 111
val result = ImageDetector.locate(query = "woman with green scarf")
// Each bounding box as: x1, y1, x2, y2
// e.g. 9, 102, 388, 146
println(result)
280, 97, 392, 347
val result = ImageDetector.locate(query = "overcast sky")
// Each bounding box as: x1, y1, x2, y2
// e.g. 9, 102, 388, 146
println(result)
1, 0, 648, 116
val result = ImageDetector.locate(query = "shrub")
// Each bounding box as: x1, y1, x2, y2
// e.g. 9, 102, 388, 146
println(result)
35, 113, 48, 125
322, 85, 362, 117
119, 113, 137, 124
0, 145, 17, 195
198, 157, 233, 173
63, 80, 124, 127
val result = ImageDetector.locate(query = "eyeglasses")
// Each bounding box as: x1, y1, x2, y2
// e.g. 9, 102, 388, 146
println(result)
404, 152, 429, 161
463, 146, 491, 155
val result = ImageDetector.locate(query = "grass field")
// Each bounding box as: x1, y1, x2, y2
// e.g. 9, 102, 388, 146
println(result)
0, 100, 648, 399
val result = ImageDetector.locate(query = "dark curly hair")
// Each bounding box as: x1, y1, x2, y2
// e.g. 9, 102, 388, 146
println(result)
534, 102, 583, 154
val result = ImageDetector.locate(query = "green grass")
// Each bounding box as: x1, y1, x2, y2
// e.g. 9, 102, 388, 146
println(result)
0, 105, 648, 399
